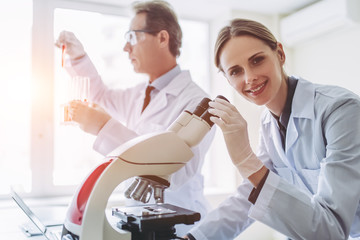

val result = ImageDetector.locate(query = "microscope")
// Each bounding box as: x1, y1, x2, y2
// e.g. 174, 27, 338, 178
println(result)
61, 96, 227, 240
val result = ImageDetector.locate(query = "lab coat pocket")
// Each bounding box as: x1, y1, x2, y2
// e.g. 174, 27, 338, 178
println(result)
300, 168, 320, 194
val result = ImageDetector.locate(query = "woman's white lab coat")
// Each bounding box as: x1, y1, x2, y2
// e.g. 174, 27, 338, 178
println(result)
189, 77, 360, 240
67, 55, 215, 236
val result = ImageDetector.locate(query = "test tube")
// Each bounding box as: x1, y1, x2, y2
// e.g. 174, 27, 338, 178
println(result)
69, 76, 90, 101
61, 44, 65, 67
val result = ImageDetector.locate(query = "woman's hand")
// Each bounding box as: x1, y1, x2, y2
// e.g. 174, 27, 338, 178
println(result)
68, 100, 111, 135
208, 97, 264, 181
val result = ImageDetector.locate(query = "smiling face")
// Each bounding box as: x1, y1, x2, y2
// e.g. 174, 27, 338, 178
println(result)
219, 35, 287, 116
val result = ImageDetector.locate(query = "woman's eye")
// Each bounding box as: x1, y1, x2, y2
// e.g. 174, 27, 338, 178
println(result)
252, 56, 264, 65
230, 70, 238, 76
230, 68, 242, 76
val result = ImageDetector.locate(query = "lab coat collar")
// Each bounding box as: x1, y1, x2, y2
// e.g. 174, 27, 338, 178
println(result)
262, 77, 315, 155
151, 65, 181, 91
162, 70, 192, 96
262, 77, 315, 124
140, 71, 192, 118
286, 78, 315, 152
156, 70, 192, 105
291, 77, 315, 120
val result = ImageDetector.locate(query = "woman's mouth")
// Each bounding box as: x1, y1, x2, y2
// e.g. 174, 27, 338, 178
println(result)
245, 81, 267, 95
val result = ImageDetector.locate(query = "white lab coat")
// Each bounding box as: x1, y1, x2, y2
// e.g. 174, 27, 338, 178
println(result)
66, 55, 215, 236
189, 77, 360, 240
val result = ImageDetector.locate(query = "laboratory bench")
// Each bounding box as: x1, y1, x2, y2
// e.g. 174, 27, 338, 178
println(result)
0, 194, 127, 240
0, 197, 67, 239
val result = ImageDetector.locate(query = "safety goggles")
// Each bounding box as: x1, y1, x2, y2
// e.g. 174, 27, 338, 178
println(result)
124, 29, 158, 46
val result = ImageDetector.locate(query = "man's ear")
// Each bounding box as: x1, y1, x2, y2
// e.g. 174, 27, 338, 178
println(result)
158, 30, 169, 48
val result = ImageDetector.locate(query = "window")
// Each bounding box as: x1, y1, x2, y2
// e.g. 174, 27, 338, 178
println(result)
0, 0, 32, 195
53, 9, 134, 187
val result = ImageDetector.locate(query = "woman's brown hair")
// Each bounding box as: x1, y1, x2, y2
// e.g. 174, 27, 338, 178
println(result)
214, 18, 278, 72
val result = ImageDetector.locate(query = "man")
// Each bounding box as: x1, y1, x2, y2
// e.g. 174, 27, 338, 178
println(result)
55, 0, 214, 236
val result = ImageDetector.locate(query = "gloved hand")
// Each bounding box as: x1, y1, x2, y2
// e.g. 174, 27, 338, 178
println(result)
208, 97, 264, 179
68, 100, 111, 135
55, 31, 86, 60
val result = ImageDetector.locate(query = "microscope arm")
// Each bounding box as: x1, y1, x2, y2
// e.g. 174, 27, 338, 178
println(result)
64, 131, 194, 239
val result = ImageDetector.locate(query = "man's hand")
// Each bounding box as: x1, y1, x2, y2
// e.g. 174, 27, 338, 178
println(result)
208, 97, 264, 180
68, 100, 111, 135
55, 31, 86, 60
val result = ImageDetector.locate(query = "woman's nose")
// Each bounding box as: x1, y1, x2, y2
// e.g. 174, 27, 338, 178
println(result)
244, 69, 257, 84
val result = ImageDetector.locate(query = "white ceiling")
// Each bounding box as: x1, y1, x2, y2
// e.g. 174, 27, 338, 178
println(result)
77, 0, 320, 20
169, 0, 320, 18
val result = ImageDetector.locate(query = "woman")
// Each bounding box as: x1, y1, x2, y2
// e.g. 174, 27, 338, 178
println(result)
187, 18, 360, 240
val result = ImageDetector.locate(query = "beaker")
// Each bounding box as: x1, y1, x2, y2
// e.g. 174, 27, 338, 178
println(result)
61, 76, 90, 124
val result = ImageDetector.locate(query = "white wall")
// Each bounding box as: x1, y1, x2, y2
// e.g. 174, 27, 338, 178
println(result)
291, 24, 360, 96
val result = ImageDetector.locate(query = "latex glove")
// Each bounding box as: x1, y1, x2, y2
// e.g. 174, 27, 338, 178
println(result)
208, 97, 263, 179
68, 100, 111, 135
55, 31, 86, 60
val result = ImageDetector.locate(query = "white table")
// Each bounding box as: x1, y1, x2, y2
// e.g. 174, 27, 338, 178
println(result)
0, 200, 66, 240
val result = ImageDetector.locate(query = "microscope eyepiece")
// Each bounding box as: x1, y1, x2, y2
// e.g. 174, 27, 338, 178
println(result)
193, 95, 229, 127
199, 110, 214, 127
215, 95, 229, 102
193, 97, 211, 117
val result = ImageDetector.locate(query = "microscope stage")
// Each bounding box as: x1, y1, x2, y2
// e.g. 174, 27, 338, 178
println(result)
112, 203, 200, 232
